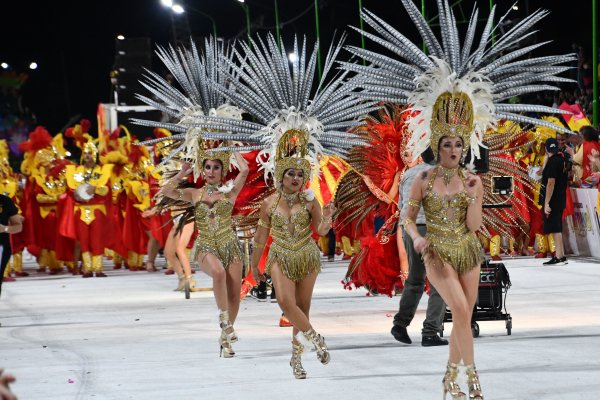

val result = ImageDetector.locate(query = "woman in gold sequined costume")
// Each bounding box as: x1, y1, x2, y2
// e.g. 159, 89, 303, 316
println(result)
161, 149, 248, 358
402, 133, 484, 399
251, 148, 335, 379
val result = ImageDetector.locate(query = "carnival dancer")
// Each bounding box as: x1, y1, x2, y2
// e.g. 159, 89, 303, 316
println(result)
171, 34, 375, 377
336, 105, 409, 296
98, 127, 130, 270
138, 33, 374, 373
133, 37, 255, 357
64, 126, 113, 277
346, 1, 574, 398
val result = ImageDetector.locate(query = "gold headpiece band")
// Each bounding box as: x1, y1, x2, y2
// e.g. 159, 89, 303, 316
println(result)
430, 91, 474, 157
274, 128, 312, 186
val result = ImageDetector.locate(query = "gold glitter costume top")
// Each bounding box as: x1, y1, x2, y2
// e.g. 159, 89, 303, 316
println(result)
422, 167, 483, 274
193, 187, 242, 269
265, 192, 321, 282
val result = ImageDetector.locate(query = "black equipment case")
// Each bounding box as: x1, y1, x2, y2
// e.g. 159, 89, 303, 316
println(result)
442, 260, 512, 337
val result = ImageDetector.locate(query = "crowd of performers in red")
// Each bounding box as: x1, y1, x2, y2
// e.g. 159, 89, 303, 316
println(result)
1, 109, 577, 298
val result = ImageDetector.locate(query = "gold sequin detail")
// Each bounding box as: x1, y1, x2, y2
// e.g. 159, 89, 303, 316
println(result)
422, 167, 483, 273
266, 194, 320, 282
193, 196, 242, 269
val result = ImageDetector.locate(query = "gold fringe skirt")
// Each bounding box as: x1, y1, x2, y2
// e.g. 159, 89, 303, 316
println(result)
266, 241, 321, 282
425, 231, 484, 274
193, 233, 243, 270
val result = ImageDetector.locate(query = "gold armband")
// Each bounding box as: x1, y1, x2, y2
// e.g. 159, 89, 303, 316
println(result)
176, 189, 183, 201
408, 198, 421, 208
257, 218, 271, 229
253, 241, 265, 250
467, 195, 477, 205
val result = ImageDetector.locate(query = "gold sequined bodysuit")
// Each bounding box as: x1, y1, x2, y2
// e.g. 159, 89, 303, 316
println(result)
266, 192, 321, 282
422, 167, 484, 274
193, 187, 242, 269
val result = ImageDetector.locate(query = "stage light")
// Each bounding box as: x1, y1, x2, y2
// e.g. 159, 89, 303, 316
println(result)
288, 53, 297, 62
172, 4, 185, 14
117, 35, 125, 40
237, 0, 245, 3
1, 63, 8, 69
29, 62, 38, 70
512, 5, 519, 10
161, 0, 174, 7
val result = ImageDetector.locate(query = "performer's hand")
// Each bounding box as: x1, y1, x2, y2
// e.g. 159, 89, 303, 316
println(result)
464, 173, 480, 198
544, 203, 551, 216
413, 236, 428, 254
141, 208, 157, 218
322, 202, 336, 219
86, 185, 96, 196
0, 368, 17, 400
177, 162, 192, 179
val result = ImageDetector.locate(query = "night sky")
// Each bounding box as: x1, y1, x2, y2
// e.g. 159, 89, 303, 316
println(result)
2, 0, 595, 136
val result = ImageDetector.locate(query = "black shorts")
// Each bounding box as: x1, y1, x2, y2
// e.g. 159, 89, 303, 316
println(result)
543, 207, 564, 233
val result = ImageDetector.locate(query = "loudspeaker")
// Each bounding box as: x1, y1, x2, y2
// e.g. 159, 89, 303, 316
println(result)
476, 262, 510, 310
112, 37, 152, 106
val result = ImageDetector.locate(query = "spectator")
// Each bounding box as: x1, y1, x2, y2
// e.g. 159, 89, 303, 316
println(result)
0, 368, 17, 400
540, 138, 569, 266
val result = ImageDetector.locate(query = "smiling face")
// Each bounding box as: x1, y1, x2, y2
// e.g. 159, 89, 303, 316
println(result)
437, 136, 464, 168
281, 168, 304, 193
203, 159, 223, 185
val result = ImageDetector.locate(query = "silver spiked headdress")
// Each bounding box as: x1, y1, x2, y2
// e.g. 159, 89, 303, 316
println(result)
131, 37, 243, 181
342, 0, 575, 160
180, 33, 379, 186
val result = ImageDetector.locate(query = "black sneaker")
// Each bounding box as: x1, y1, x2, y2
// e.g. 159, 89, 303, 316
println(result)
250, 281, 268, 301
270, 284, 277, 303
543, 256, 561, 266
391, 325, 412, 344
557, 256, 568, 266
421, 335, 449, 347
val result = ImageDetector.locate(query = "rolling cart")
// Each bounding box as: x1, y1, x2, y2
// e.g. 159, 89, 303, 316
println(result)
442, 260, 512, 337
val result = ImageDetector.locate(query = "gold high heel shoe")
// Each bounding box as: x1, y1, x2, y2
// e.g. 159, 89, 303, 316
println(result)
302, 328, 330, 365
443, 362, 466, 400
219, 332, 235, 358
290, 342, 307, 379
465, 364, 483, 400
174, 276, 186, 292
219, 310, 238, 343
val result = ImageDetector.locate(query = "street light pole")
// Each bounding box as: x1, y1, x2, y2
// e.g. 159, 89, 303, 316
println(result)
314, 0, 322, 80
237, 1, 251, 45
274, 0, 281, 48
593, 0, 598, 126
185, 4, 218, 38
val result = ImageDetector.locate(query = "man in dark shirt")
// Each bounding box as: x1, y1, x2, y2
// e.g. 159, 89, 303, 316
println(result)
540, 138, 569, 266
0, 194, 23, 297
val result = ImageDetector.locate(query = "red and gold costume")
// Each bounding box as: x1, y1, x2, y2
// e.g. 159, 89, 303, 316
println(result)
62, 127, 113, 276
336, 105, 409, 296
122, 137, 153, 270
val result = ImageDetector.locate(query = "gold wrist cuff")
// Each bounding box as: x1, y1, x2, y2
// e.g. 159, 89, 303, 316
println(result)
257, 218, 271, 229
402, 218, 415, 228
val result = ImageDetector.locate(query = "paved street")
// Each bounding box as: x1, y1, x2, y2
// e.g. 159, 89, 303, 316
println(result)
1, 255, 599, 399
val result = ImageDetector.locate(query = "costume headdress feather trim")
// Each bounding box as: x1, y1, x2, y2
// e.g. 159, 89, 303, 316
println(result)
343, 1, 575, 160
